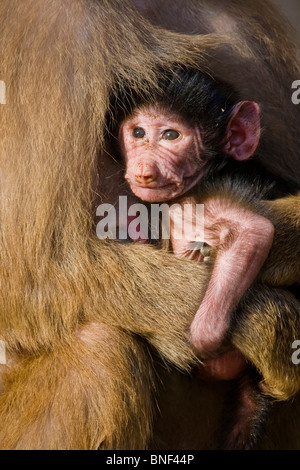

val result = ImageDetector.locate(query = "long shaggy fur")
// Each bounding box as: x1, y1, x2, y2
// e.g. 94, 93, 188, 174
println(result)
0, 0, 300, 450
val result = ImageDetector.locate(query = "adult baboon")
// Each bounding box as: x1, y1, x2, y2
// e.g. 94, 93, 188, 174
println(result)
0, 0, 299, 450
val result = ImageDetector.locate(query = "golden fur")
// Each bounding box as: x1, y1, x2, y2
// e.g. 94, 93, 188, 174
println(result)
0, 0, 299, 449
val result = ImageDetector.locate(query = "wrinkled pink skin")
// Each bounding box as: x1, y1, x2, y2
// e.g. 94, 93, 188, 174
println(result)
195, 350, 248, 381
120, 106, 209, 203
120, 103, 274, 380
177, 197, 274, 380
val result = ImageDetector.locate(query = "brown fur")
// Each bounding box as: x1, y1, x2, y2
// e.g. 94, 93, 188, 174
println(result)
0, 0, 300, 450
192, 181, 300, 402
200, 188, 300, 447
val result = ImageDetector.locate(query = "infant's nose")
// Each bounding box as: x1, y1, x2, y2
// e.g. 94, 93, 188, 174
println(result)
134, 164, 158, 185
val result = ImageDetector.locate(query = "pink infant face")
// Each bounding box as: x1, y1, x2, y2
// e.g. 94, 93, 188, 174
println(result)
119, 105, 207, 202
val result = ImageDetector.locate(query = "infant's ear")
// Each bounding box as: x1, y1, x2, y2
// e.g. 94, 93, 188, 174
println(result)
223, 101, 261, 161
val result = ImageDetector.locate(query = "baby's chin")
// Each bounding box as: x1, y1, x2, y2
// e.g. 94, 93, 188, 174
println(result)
131, 184, 184, 203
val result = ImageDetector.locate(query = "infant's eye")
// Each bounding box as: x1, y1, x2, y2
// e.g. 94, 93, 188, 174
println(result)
162, 129, 180, 141
132, 127, 145, 139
